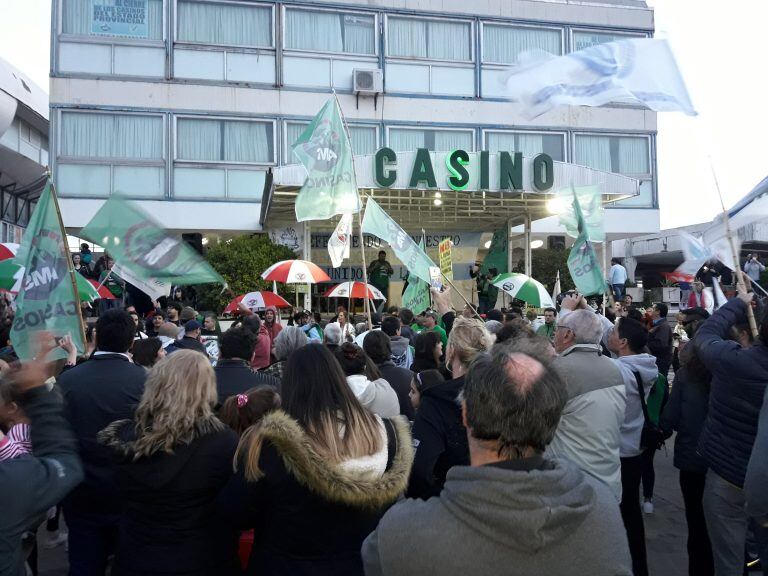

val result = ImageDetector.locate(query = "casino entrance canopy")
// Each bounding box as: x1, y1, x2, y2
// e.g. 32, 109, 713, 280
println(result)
261, 149, 640, 231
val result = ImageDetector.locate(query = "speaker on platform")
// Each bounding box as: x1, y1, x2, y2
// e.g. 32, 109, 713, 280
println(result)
548, 235, 566, 251
182, 233, 204, 255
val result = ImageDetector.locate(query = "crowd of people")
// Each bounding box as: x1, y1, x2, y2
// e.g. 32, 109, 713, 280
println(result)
0, 254, 767, 576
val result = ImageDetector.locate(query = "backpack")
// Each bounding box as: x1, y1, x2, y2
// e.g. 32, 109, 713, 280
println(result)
632, 371, 668, 451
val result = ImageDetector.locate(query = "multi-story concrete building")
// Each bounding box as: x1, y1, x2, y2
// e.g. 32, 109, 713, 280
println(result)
49, 0, 660, 300
0, 57, 49, 243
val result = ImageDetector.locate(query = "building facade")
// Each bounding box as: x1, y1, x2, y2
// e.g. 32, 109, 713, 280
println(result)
0, 57, 49, 242
50, 0, 659, 242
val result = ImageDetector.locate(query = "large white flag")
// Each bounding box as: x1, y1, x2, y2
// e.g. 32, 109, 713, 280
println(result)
112, 262, 171, 301
678, 231, 738, 275
505, 39, 697, 119
328, 213, 353, 268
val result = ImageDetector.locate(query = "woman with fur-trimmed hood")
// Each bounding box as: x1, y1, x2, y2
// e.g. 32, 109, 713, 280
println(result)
216, 344, 413, 576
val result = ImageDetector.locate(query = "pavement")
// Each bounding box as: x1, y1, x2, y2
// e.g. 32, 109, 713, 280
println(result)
37, 444, 692, 576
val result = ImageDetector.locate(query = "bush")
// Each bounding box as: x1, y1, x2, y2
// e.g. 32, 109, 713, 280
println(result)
194, 235, 298, 312
513, 248, 576, 295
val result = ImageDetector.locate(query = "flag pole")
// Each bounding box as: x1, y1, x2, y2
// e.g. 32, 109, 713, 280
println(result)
332, 90, 371, 331
49, 177, 87, 348
709, 159, 758, 338
440, 272, 484, 322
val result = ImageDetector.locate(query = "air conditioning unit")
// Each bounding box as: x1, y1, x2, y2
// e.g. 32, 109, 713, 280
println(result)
353, 69, 383, 95
548, 235, 566, 251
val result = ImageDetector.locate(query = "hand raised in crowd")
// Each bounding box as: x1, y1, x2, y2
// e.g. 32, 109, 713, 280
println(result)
430, 286, 452, 317
8, 332, 57, 394
560, 292, 587, 312
59, 333, 78, 366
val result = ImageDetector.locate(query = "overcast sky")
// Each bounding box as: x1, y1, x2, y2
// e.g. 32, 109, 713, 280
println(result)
1, 0, 765, 231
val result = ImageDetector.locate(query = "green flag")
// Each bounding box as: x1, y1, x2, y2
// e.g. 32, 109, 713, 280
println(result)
293, 98, 360, 222
80, 196, 224, 286
555, 185, 605, 242
361, 198, 436, 284
11, 182, 85, 360
567, 190, 604, 296
481, 228, 509, 275
402, 237, 431, 314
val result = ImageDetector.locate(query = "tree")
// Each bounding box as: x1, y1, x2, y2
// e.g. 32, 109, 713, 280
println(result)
513, 248, 576, 295
195, 234, 297, 312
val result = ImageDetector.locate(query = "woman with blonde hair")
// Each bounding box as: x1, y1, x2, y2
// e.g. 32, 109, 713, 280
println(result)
98, 350, 239, 576
216, 343, 413, 576
408, 316, 493, 499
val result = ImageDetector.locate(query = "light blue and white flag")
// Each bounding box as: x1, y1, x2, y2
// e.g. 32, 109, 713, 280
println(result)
505, 39, 697, 119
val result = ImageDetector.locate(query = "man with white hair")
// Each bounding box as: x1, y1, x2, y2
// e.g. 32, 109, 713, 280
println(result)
548, 308, 627, 500
323, 323, 342, 352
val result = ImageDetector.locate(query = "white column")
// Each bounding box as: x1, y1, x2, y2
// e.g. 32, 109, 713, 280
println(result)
303, 222, 311, 310
524, 213, 532, 277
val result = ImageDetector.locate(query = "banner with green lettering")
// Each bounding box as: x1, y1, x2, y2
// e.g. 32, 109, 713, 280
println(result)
11, 182, 85, 360
402, 237, 431, 314
567, 190, 605, 296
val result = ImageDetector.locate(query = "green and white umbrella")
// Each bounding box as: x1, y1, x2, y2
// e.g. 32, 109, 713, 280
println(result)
491, 272, 556, 308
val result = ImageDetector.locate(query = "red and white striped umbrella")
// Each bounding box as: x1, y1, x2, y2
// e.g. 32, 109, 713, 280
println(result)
224, 291, 291, 314
0, 243, 19, 261
261, 260, 331, 284
323, 281, 387, 302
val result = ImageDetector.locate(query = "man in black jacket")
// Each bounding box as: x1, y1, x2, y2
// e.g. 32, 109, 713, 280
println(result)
363, 330, 415, 420
57, 309, 147, 575
1, 340, 84, 576
647, 302, 673, 377
214, 327, 278, 407
174, 320, 207, 355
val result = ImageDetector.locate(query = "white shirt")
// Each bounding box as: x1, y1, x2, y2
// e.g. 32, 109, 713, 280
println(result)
609, 263, 628, 285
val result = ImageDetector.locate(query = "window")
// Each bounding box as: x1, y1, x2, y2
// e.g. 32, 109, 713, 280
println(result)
286, 122, 377, 163
58, 111, 165, 198
388, 128, 473, 152
285, 8, 375, 55
61, 112, 163, 160
176, 118, 274, 164
62, 0, 163, 41
388, 17, 471, 62
482, 25, 561, 65
485, 131, 564, 162
574, 135, 649, 176
177, 1, 272, 48
572, 31, 645, 51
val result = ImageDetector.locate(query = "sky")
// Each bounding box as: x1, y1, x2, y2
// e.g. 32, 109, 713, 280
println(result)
0, 0, 766, 231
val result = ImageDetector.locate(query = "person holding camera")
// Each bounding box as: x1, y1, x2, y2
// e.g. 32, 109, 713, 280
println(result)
470, 264, 498, 314
744, 253, 765, 284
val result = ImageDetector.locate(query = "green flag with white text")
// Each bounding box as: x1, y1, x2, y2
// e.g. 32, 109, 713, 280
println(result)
293, 98, 360, 222
361, 198, 436, 285
481, 228, 509, 275
80, 196, 225, 286
567, 190, 604, 296
11, 182, 85, 360
556, 185, 605, 242
402, 236, 431, 314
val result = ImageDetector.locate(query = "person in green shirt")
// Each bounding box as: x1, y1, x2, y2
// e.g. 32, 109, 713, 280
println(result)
367, 250, 394, 302
536, 307, 557, 343
422, 311, 448, 349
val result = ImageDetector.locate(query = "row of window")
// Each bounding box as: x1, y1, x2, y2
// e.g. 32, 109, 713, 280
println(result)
56, 110, 651, 175
59, 0, 645, 65
55, 110, 653, 203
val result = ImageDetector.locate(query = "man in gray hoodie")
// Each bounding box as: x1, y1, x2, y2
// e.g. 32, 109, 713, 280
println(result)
362, 344, 632, 576
609, 317, 659, 576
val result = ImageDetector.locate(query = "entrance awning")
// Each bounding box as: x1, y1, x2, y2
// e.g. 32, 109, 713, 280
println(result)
261, 151, 640, 231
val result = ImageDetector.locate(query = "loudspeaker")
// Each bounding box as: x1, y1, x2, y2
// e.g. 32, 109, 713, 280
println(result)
548, 235, 566, 250
182, 233, 204, 255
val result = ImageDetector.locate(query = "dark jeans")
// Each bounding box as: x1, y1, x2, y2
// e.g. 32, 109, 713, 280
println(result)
621, 454, 648, 576
65, 506, 120, 576
679, 470, 714, 576
751, 521, 768, 576
641, 448, 656, 500
703, 470, 748, 576
613, 283, 626, 300
478, 296, 490, 314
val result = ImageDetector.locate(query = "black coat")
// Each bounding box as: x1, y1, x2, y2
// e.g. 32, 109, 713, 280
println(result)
660, 364, 710, 473
377, 361, 415, 420
215, 410, 413, 576
214, 359, 280, 407
647, 319, 673, 376
407, 376, 468, 500
695, 299, 768, 487
175, 336, 208, 355
57, 353, 146, 513
99, 419, 240, 576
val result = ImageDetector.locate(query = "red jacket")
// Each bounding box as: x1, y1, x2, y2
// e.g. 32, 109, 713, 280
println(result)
250, 325, 273, 371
